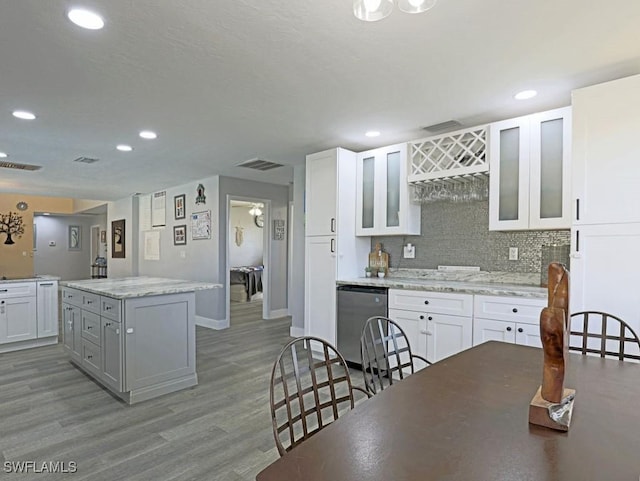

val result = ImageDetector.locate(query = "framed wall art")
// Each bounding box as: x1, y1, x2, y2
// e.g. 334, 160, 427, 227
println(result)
191, 210, 211, 240
173, 225, 187, 245
68, 225, 81, 250
174, 194, 186, 220
273, 219, 285, 240
112, 219, 126, 258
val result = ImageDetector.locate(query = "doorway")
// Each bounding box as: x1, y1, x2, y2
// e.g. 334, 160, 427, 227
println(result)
226, 196, 270, 325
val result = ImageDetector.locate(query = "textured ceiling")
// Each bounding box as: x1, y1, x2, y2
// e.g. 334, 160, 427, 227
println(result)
1, 0, 639, 201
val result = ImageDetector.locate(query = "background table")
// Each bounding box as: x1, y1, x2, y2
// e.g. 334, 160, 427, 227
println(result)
257, 341, 640, 481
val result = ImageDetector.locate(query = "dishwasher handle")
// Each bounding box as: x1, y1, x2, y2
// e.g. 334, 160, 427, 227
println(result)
337, 285, 387, 295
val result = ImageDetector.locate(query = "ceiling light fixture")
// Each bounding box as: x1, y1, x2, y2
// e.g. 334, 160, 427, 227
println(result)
365, 130, 381, 137
139, 130, 157, 140
0, 152, 7, 158
67, 8, 105, 30
514, 89, 538, 100
116, 144, 133, 152
12, 110, 36, 120
248, 204, 263, 216
354, 0, 437, 21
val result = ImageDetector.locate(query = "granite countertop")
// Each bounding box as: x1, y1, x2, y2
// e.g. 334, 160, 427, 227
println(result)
337, 269, 547, 299
60, 276, 221, 299
0, 275, 60, 284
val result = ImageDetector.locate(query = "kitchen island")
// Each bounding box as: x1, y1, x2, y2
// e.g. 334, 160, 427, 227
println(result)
60, 277, 220, 404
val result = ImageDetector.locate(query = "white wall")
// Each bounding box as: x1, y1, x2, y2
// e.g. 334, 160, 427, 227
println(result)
229, 204, 263, 267
33, 214, 104, 280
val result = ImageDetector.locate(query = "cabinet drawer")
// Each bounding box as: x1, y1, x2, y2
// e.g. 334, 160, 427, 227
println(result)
81, 310, 101, 345
62, 288, 83, 307
82, 292, 101, 314
81, 338, 102, 378
0, 282, 36, 299
101, 296, 121, 321
388, 289, 473, 316
474, 295, 546, 325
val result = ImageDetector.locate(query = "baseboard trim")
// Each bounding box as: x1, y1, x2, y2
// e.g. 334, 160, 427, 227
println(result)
267, 308, 289, 319
196, 315, 229, 330
289, 326, 304, 338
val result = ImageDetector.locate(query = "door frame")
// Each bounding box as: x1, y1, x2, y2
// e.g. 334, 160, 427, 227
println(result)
225, 195, 271, 324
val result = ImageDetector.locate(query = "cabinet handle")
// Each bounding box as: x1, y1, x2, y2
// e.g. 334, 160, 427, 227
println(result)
419, 315, 424, 320
105, 322, 112, 327
330, 218, 336, 233
330, 238, 335, 253
518, 327, 524, 333
105, 305, 112, 311
576, 230, 580, 253
0, 289, 7, 293
87, 355, 93, 360
420, 329, 428, 335
126, 328, 134, 334
424, 300, 429, 305
115, 328, 120, 335
87, 325, 93, 330
86, 300, 93, 304
576, 198, 580, 221
512, 308, 518, 313
428, 316, 433, 321
506, 326, 512, 332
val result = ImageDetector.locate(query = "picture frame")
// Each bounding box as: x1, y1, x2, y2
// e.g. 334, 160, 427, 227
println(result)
273, 219, 285, 240
173, 224, 187, 245
174, 194, 186, 220
191, 210, 211, 240
112, 219, 126, 258
68, 225, 81, 250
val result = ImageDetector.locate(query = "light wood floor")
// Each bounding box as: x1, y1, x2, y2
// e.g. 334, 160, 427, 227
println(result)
0, 305, 292, 481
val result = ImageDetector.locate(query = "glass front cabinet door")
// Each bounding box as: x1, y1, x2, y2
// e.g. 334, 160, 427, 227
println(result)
489, 107, 571, 231
356, 143, 420, 236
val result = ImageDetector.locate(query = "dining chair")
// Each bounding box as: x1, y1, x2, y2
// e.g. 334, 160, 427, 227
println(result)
569, 311, 640, 362
360, 316, 431, 395
269, 336, 369, 456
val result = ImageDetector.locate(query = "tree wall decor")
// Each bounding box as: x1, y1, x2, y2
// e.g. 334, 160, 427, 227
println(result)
0, 211, 25, 245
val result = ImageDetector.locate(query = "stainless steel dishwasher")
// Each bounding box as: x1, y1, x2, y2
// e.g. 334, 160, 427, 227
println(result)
337, 285, 388, 367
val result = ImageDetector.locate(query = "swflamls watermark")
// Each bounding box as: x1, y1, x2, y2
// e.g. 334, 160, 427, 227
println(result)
3, 461, 77, 474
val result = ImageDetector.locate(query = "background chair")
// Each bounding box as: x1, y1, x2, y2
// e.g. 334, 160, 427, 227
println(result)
569, 311, 640, 362
360, 316, 431, 395
269, 336, 369, 456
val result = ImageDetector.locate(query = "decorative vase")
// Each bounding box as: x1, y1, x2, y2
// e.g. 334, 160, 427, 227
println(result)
378, 271, 386, 278
365, 271, 372, 278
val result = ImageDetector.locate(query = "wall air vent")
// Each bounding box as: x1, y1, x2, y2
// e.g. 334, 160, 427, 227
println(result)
0, 161, 42, 171
237, 158, 283, 171
423, 120, 463, 134
73, 156, 100, 164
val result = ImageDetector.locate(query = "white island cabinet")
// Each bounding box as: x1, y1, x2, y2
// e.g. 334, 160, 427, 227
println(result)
61, 277, 219, 404
0, 277, 59, 353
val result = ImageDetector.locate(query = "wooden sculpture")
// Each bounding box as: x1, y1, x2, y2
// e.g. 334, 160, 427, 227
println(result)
529, 262, 576, 431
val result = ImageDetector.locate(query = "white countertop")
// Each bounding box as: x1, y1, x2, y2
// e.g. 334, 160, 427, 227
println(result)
60, 276, 221, 299
337, 269, 547, 298
0, 275, 60, 284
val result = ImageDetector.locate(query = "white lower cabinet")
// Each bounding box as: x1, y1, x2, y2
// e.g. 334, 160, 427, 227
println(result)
473, 295, 546, 348
388, 289, 473, 364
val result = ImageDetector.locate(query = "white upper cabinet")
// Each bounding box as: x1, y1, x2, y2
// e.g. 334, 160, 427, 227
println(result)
572, 75, 640, 225
356, 143, 420, 236
489, 107, 572, 231
305, 149, 339, 237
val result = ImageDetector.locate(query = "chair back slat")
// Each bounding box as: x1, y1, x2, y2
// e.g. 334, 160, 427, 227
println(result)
360, 316, 428, 395
269, 336, 358, 456
569, 311, 640, 362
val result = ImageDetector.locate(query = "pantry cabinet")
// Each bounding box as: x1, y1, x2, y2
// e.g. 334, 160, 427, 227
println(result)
489, 107, 571, 231
356, 143, 420, 236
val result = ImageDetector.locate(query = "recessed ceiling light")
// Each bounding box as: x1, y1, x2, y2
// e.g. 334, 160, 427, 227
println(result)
67, 8, 105, 30
139, 130, 157, 140
12, 110, 36, 120
365, 130, 381, 138
43, 213, 51, 216
116, 144, 133, 152
514, 90, 538, 100
0, 152, 7, 158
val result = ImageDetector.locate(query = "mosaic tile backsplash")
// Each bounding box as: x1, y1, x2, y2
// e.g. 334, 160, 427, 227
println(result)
372, 200, 571, 274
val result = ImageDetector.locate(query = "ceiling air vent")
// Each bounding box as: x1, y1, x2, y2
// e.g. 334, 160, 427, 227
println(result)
0, 161, 42, 171
422, 120, 463, 134
237, 158, 283, 171
73, 156, 100, 164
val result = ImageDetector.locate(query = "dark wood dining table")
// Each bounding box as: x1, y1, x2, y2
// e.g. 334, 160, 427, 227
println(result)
256, 341, 640, 481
